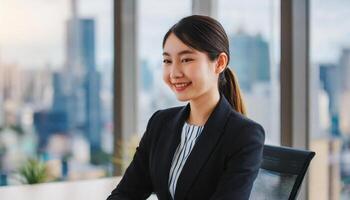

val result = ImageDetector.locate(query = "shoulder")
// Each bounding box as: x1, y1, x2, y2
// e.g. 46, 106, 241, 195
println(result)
142, 106, 184, 143
227, 110, 264, 131
147, 105, 184, 125
225, 109, 265, 145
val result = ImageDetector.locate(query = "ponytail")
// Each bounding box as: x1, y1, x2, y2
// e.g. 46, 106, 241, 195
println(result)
219, 67, 247, 116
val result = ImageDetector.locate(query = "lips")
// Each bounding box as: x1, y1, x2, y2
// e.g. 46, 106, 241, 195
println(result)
173, 82, 192, 92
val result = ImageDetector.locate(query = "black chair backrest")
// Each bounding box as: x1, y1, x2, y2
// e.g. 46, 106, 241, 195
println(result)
250, 145, 315, 200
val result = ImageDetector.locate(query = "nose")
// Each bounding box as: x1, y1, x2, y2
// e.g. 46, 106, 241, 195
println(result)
169, 63, 184, 79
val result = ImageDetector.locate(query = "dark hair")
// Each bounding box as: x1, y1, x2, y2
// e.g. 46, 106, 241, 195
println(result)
162, 15, 247, 115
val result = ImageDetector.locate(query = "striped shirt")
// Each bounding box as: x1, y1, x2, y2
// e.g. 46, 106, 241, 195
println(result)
168, 121, 204, 199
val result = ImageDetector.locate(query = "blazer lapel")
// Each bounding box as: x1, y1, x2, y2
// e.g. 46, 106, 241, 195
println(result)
174, 94, 232, 200
156, 103, 190, 200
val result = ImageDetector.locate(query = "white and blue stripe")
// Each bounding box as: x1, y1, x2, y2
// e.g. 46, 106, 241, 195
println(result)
168, 121, 204, 199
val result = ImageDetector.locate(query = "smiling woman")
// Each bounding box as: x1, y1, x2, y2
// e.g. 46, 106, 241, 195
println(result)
162, 16, 246, 118
108, 15, 265, 200
162, 40, 218, 104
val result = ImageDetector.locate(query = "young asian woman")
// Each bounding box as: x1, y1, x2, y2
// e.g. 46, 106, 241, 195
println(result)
107, 15, 265, 200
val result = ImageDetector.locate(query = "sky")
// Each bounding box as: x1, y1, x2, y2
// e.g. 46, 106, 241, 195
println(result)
0, 0, 113, 69
310, 0, 350, 63
0, 0, 350, 69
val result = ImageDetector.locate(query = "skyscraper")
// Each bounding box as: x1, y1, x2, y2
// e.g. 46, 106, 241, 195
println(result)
52, 0, 102, 156
320, 64, 340, 113
339, 48, 350, 91
0, 61, 3, 126
319, 63, 341, 137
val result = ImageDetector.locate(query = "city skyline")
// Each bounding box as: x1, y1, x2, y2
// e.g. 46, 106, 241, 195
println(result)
0, 0, 112, 184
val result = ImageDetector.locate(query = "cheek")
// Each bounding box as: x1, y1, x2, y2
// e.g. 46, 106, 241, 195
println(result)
192, 65, 216, 87
189, 65, 208, 82
162, 68, 171, 86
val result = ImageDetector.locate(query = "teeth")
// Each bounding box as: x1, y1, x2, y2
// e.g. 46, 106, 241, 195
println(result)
174, 82, 190, 88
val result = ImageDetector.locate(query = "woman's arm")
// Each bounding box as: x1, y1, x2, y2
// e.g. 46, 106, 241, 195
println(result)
107, 110, 160, 200
210, 123, 265, 200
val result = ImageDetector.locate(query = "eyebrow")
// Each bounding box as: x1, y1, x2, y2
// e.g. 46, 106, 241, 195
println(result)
162, 49, 195, 56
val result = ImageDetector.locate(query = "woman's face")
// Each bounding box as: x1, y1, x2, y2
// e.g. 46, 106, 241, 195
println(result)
162, 33, 221, 102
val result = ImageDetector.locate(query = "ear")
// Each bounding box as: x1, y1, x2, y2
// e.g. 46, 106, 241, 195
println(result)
214, 52, 228, 74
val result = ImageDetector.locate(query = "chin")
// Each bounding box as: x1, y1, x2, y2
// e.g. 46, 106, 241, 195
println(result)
176, 96, 190, 102
174, 93, 191, 102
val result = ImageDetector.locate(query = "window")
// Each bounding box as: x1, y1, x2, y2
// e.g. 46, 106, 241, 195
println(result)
218, 0, 281, 145
309, 0, 350, 199
0, 0, 113, 186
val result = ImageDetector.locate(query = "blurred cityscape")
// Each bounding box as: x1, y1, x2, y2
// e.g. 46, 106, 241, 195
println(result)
309, 48, 350, 199
0, 0, 114, 185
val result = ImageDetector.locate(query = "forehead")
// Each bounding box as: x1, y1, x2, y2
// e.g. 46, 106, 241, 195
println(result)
163, 33, 197, 56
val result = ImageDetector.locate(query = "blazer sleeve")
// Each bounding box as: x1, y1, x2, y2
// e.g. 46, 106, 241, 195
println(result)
210, 123, 265, 200
106, 110, 160, 200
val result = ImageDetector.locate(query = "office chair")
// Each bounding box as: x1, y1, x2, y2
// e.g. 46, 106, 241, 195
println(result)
250, 145, 315, 200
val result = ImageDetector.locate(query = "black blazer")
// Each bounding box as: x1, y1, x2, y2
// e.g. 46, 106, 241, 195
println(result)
107, 93, 265, 200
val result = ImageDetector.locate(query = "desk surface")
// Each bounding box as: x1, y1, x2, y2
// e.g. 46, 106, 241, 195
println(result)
0, 177, 157, 200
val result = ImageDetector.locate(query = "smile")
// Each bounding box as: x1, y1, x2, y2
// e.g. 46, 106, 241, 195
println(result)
173, 82, 192, 92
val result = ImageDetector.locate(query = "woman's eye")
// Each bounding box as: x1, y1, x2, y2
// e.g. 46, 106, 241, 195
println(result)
163, 59, 171, 64
181, 58, 193, 63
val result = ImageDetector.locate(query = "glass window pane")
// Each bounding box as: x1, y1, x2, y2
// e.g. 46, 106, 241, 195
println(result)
309, 0, 350, 199
0, 0, 113, 186
218, 0, 281, 145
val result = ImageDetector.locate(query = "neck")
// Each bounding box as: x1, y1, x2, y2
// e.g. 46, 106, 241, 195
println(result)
187, 90, 220, 126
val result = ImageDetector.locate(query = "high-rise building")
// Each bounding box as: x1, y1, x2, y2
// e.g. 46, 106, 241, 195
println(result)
338, 48, 350, 136
0, 64, 24, 126
0, 62, 3, 126
229, 31, 271, 91
33, 110, 69, 151
51, 0, 102, 156
1, 64, 22, 106
84, 69, 102, 153
21, 68, 53, 109
339, 48, 350, 91
319, 63, 341, 136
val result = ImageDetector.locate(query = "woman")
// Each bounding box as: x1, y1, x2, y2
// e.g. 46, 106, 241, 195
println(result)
107, 15, 265, 200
